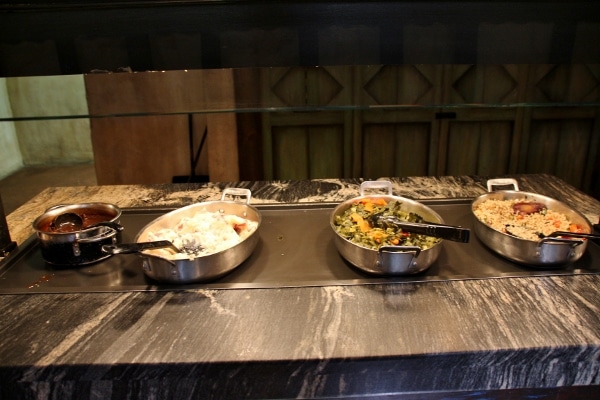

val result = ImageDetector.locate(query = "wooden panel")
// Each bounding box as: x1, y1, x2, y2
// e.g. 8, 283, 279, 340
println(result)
271, 125, 345, 180
362, 123, 430, 178
256, 64, 599, 198
525, 121, 561, 174
91, 115, 189, 185
203, 69, 239, 182
444, 64, 522, 104
84, 70, 207, 115
233, 68, 263, 181
264, 111, 351, 179
308, 126, 344, 179
261, 66, 354, 179
526, 119, 594, 189
85, 69, 239, 182
358, 64, 443, 106
445, 121, 513, 176
362, 124, 396, 178
477, 122, 513, 176
394, 124, 432, 177
272, 126, 307, 180
445, 122, 481, 175
557, 120, 593, 187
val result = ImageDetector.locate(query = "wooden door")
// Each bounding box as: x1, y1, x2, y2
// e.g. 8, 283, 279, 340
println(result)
353, 65, 443, 178
518, 65, 600, 193
256, 64, 599, 198
436, 65, 527, 176
260, 66, 354, 180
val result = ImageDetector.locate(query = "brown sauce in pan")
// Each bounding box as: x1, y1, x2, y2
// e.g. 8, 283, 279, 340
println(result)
39, 212, 114, 233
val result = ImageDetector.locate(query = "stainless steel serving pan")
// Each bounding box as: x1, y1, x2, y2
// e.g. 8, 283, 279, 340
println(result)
124, 188, 261, 284
330, 180, 445, 275
471, 178, 593, 267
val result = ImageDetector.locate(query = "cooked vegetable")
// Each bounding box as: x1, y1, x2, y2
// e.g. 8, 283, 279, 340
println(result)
333, 198, 441, 250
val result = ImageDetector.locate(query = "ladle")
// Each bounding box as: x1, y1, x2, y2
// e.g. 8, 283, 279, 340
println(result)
50, 212, 123, 233
50, 212, 84, 232
368, 214, 470, 243
102, 241, 202, 256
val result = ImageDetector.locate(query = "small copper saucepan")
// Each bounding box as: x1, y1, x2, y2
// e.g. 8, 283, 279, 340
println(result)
32, 203, 123, 265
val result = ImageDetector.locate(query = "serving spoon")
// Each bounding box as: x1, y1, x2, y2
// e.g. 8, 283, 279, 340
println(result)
50, 212, 123, 233
368, 213, 470, 243
50, 212, 84, 232
102, 240, 202, 256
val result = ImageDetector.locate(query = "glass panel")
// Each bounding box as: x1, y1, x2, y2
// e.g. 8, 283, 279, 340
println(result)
1, 0, 599, 203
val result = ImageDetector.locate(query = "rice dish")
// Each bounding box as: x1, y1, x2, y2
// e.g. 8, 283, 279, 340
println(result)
144, 211, 258, 259
473, 198, 576, 241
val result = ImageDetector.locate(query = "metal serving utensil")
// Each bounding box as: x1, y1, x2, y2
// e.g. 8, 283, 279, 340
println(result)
50, 212, 84, 231
542, 231, 600, 240
368, 213, 470, 243
102, 240, 202, 256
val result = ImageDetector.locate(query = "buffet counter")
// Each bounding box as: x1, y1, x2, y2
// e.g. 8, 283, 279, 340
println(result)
1, 174, 599, 399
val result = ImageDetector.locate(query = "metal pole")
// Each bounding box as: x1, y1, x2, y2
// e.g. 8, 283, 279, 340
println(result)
0, 192, 17, 256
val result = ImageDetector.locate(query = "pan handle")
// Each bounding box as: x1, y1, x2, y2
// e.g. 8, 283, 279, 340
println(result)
377, 245, 421, 271
487, 178, 519, 192
539, 237, 586, 248
44, 204, 70, 213
76, 222, 124, 243
102, 241, 180, 254
221, 188, 252, 205
360, 180, 393, 196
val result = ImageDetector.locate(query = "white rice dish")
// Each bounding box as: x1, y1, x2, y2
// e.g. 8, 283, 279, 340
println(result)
473, 198, 574, 241
144, 211, 258, 260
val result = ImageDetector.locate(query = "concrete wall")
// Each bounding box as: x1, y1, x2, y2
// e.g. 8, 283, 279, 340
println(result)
0, 79, 23, 179
1, 75, 93, 177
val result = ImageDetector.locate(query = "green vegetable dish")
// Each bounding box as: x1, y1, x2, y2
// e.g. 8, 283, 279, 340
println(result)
333, 198, 441, 250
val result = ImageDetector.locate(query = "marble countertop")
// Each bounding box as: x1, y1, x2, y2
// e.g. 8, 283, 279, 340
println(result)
1, 174, 600, 399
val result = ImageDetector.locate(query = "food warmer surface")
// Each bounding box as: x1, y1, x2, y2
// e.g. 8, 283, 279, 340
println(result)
1, 199, 599, 294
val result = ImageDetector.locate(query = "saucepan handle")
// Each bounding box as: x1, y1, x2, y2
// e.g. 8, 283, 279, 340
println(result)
221, 188, 252, 205
76, 222, 124, 243
377, 245, 421, 271
486, 178, 519, 192
360, 180, 393, 197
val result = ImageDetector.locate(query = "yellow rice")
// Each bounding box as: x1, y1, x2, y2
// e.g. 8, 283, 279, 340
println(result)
473, 198, 571, 241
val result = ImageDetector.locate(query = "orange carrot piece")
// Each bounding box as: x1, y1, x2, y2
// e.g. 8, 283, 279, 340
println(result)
351, 213, 370, 232
569, 224, 584, 233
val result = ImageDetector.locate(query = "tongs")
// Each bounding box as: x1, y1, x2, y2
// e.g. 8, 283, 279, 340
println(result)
368, 213, 470, 243
541, 231, 600, 240
505, 225, 600, 243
